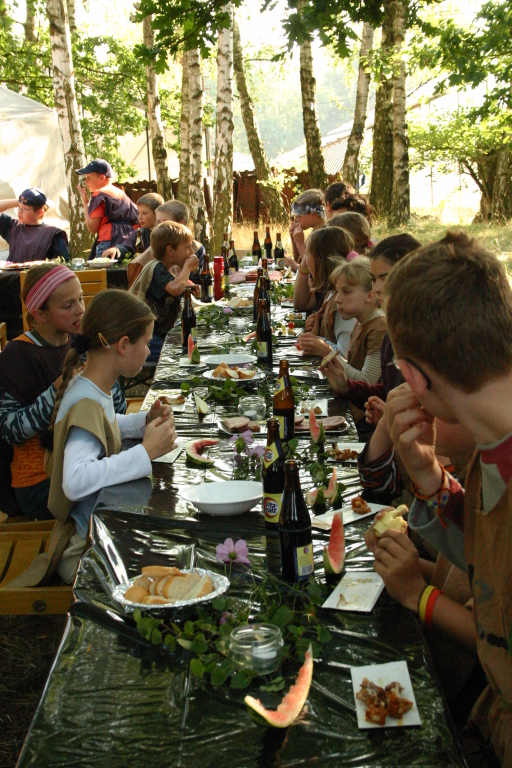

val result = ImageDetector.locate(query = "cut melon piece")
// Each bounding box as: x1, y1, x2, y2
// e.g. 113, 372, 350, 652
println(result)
324, 467, 337, 502
309, 409, 325, 446
323, 511, 345, 575
306, 487, 326, 509
244, 644, 313, 728
185, 439, 219, 467
188, 335, 200, 364
373, 504, 408, 538
194, 393, 210, 415
187, 334, 195, 361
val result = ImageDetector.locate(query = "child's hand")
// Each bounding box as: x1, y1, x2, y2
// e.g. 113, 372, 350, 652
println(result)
304, 312, 319, 334
372, 529, 427, 613
100, 247, 119, 260
76, 184, 89, 204
365, 395, 386, 425
186, 255, 200, 274
146, 398, 172, 424
322, 355, 349, 395
295, 333, 327, 357
291, 223, 304, 249
283, 256, 298, 271
363, 509, 390, 554
142, 415, 178, 460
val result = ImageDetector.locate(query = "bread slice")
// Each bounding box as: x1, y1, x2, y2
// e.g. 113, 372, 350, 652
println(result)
162, 572, 201, 600
141, 566, 181, 578
185, 573, 213, 600
156, 575, 177, 596
212, 362, 228, 378
133, 575, 153, 590
237, 368, 255, 379
124, 585, 149, 603
225, 367, 240, 379
142, 595, 173, 605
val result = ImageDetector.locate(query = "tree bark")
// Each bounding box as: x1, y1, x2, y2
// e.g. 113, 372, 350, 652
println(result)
342, 24, 374, 189
178, 50, 191, 205
298, 0, 327, 190
370, 2, 394, 219
212, 4, 234, 255
46, 0, 90, 259
491, 145, 512, 221
25, 0, 37, 41
143, 15, 174, 201
232, 20, 288, 223
188, 47, 208, 245
67, 0, 76, 32
389, 0, 410, 225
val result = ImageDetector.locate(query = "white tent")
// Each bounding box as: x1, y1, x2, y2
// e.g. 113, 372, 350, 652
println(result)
0, 86, 70, 241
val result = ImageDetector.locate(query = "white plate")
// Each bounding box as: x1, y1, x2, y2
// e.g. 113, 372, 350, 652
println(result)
326, 442, 366, 463
88, 258, 112, 267
312, 501, 389, 530
152, 438, 187, 464
112, 568, 230, 612
298, 399, 328, 418
179, 357, 205, 368
203, 353, 257, 366
181, 480, 262, 515
203, 369, 265, 385
142, 390, 187, 413
322, 571, 385, 613
350, 661, 421, 729
217, 419, 264, 437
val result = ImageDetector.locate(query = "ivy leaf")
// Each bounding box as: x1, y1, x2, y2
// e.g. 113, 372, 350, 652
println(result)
181, 382, 191, 393
316, 626, 332, 644
133, 608, 141, 623
177, 638, 193, 650
164, 634, 176, 650
212, 597, 226, 611
184, 621, 195, 637
211, 659, 236, 687
270, 605, 294, 628
230, 670, 252, 689
191, 636, 208, 655
190, 658, 205, 679
260, 677, 286, 692
151, 628, 163, 645
219, 622, 233, 637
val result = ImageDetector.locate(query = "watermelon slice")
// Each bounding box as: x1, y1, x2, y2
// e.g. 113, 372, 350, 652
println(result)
309, 409, 325, 446
323, 511, 345, 575
324, 468, 337, 502
185, 439, 219, 467
245, 645, 313, 728
187, 334, 195, 361
188, 335, 200, 364
306, 487, 326, 509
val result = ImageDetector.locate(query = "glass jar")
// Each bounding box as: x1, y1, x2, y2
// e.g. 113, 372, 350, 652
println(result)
238, 395, 266, 421
229, 624, 283, 675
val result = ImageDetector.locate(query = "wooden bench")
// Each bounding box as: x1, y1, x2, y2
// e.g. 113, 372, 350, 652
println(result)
0, 519, 73, 615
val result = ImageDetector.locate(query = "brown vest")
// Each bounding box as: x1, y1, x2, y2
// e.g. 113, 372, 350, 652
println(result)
347, 312, 387, 424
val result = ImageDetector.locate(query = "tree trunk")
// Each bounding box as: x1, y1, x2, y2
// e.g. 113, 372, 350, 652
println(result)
25, 0, 37, 41
342, 24, 374, 189
178, 50, 190, 205
491, 145, 512, 221
143, 15, 174, 201
67, 0, 76, 32
370, 2, 394, 219
389, 0, 410, 225
188, 47, 208, 245
46, 0, 90, 259
298, 0, 327, 190
211, 4, 234, 255
232, 20, 288, 224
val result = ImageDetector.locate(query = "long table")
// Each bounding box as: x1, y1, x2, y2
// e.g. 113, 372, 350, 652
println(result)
16, 302, 469, 767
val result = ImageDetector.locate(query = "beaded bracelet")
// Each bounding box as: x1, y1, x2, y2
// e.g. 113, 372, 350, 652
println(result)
418, 585, 442, 627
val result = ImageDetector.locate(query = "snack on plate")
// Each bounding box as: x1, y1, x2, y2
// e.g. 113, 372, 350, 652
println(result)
351, 496, 370, 515
222, 416, 250, 432
212, 362, 256, 380
373, 505, 408, 538
319, 348, 340, 369
124, 568, 213, 605
356, 678, 413, 726
328, 444, 359, 461
158, 394, 187, 406
247, 421, 260, 433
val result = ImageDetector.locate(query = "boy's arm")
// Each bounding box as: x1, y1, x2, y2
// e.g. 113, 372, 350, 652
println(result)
76, 185, 101, 234
0, 199, 19, 213
49, 233, 70, 262
165, 255, 199, 296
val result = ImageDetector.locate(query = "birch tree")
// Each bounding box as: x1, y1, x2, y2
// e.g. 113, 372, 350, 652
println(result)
143, 15, 174, 200
389, 0, 410, 224
25, 0, 37, 41
67, 0, 76, 32
188, 47, 208, 245
46, 0, 90, 257
342, 24, 374, 189
232, 20, 288, 223
370, 2, 394, 218
211, 4, 234, 255
178, 50, 190, 204
297, 0, 327, 190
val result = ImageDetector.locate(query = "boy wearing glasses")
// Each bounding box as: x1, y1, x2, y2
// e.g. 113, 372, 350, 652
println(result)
380, 230, 512, 766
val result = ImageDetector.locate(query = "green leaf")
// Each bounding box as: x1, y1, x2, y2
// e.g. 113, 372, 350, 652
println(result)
190, 658, 205, 679
212, 597, 226, 611
177, 638, 193, 650
219, 622, 233, 637
230, 670, 252, 689
270, 605, 294, 628
191, 637, 208, 655
164, 634, 176, 650
260, 677, 286, 692
184, 621, 195, 637
133, 608, 141, 623
181, 382, 191, 393
211, 658, 236, 687
316, 626, 332, 644
151, 628, 163, 645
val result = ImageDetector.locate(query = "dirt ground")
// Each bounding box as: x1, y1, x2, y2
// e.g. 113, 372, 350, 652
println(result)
0, 615, 66, 768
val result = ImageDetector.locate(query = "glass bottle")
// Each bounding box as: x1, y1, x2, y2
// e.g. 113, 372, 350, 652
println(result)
200, 253, 213, 303
256, 298, 273, 365
229, 239, 238, 274
273, 359, 295, 442
264, 226, 273, 263
252, 231, 262, 266
253, 267, 263, 323
262, 418, 285, 528
279, 460, 314, 583
181, 287, 197, 353
274, 233, 285, 269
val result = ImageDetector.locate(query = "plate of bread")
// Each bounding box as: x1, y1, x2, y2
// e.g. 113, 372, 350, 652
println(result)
204, 364, 264, 384
112, 566, 229, 611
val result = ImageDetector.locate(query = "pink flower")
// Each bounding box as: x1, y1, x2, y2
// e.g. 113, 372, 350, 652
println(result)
223, 307, 233, 314
216, 538, 251, 566
219, 611, 233, 625
247, 444, 265, 459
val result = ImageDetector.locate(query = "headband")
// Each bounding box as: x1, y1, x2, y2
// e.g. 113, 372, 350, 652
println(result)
291, 203, 325, 218
25, 266, 76, 312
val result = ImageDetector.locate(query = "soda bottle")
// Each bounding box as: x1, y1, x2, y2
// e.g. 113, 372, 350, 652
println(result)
262, 418, 285, 528
256, 298, 273, 365
252, 231, 262, 266
264, 226, 273, 263
274, 233, 285, 269
253, 267, 263, 323
200, 253, 213, 303
273, 359, 295, 441
181, 288, 197, 353
279, 460, 314, 583
229, 240, 238, 274
213, 255, 224, 301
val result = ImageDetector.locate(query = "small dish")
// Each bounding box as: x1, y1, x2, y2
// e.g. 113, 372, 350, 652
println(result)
112, 568, 229, 613
238, 395, 266, 421
203, 369, 265, 385
322, 571, 385, 613
350, 661, 421, 729
230, 624, 283, 675
203, 353, 257, 366
181, 480, 262, 515
312, 501, 388, 530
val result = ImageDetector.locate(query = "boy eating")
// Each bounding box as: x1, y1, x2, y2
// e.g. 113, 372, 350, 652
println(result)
287, 189, 325, 269
379, 231, 512, 765
102, 192, 163, 261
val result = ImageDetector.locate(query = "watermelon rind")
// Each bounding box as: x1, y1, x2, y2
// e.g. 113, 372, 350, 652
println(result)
185, 439, 218, 467
324, 468, 337, 501
244, 644, 313, 728
323, 511, 345, 575
187, 334, 195, 361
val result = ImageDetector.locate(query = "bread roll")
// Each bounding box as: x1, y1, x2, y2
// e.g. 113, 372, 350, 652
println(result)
133, 575, 153, 590
142, 595, 173, 605
186, 573, 213, 600
141, 566, 180, 578
124, 585, 149, 603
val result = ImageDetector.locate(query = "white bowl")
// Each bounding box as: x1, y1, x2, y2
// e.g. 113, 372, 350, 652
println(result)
203, 353, 257, 366
181, 481, 263, 515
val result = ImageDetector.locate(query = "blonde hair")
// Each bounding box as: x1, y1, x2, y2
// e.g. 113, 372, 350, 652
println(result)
156, 200, 189, 224
306, 226, 354, 290
328, 212, 372, 253
150, 221, 193, 261
331, 255, 373, 292
21, 263, 79, 330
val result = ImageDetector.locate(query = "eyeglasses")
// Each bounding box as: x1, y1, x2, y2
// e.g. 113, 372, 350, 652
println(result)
390, 355, 432, 391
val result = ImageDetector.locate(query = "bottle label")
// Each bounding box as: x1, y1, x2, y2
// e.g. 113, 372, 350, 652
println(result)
275, 414, 294, 441
263, 492, 283, 524
229, 267, 236, 275
275, 377, 285, 394
263, 441, 282, 468
256, 341, 267, 359
294, 543, 314, 579
206, 284, 213, 299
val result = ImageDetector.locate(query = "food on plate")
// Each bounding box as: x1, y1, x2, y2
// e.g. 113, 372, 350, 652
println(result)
212, 362, 256, 380
300, 403, 322, 414
319, 348, 340, 369
194, 392, 210, 415
222, 416, 250, 432
124, 568, 214, 605
227, 296, 252, 308
351, 496, 371, 514
373, 505, 408, 538
295, 414, 347, 433
159, 394, 187, 406
230, 271, 247, 284
295, 414, 305, 426
356, 678, 413, 726
328, 444, 359, 461
185, 438, 219, 467
247, 421, 260, 433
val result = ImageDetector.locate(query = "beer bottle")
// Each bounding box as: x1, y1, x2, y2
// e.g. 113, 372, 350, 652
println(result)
252, 231, 262, 266
200, 253, 213, 303
229, 240, 238, 274
264, 226, 272, 262
274, 233, 285, 269
221, 246, 231, 298
262, 418, 285, 527
273, 359, 295, 442
181, 288, 197, 353
258, 266, 270, 318
279, 460, 314, 583
222, 232, 229, 254
256, 298, 273, 365
253, 267, 263, 323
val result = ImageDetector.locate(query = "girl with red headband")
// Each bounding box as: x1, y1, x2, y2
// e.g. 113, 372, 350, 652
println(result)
0, 264, 126, 519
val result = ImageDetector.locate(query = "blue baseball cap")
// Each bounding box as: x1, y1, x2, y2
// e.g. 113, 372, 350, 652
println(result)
76, 159, 113, 177
19, 187, 47, 208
